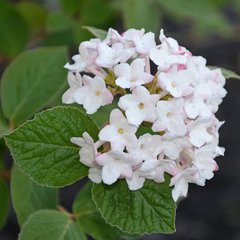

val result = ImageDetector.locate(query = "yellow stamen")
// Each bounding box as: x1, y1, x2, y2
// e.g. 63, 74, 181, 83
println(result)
138, 103, 144, 109
96, 90, 101, 96
118, 128, 124, 134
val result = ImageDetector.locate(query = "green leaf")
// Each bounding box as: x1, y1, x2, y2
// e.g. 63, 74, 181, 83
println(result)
73, 182, 132, 240
209, 66, 240, 80
234, 0, 240, 12
0, 156, 4, 172
19, 210, 87, 240
82, 26, 107, 40
221, 68, 240, 80
121, 0, 161, 33
92, 177, 176, 234
0, 46, 68, 126
0, 139, 5, 172
157, 0, 231, 37
0, 179, 9, 229
11, 164, 58, 226
60, 0, 82, 16
0, 0, 29, 58
42, 31, 75, 47
15, 2, 47, 32
80, 0, 114, 27
0, 109, 9, 138
46, 11, 73, 34
5, 106, 99, 187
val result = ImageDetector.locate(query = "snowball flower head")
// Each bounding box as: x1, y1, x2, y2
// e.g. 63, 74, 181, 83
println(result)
63, 28, 226, 202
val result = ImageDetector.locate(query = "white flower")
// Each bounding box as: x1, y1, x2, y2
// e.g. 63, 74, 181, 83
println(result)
183, 64, 215, 119
114, 58, 153, 89
96, 150, 141, 185
152, 99, 187, 136
158, 66, 195, 98
149, 30, 189, 72
103, 28, 123, 45
184, 65, 226, 119
150, 46, 187, 72
99, 109, 138, 151
127, 133, 162, 161
95, 42, 134, 68
193, 145, 219, 180
123, 29, 156, 54
159, 29, 189, 55
184, 98, 212, 119
190, 56, 207, 69
64, 39, 100, 72
64, 54, 85, 72
141, 157, 176, 183
74, 75, 113, 114
161, 133, 191, 160
88, 168, 102, 184
118, 86, 160, 126
126, 167, 145, 191
62, 72, 82, 104
170, 167, 205, 202
188, 118, 213, 148
70, 132, 104, 183
206, 69, 227, 113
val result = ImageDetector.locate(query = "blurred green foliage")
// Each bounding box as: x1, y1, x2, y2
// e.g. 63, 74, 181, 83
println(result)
0, 0, 29, 58
157, 0, 232, 37
0, 178, 9, 229
15, 1, 47, 33
120, 0, 160, 32
0, 0, 239, 60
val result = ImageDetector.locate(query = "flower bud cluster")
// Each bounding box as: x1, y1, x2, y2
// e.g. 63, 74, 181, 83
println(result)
63, 28, 226, 201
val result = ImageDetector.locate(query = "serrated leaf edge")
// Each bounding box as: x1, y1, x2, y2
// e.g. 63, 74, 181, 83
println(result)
91, 182, 176, 235
4, 106, 97, 188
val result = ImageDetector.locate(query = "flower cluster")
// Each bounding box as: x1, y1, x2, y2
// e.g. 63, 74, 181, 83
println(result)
63, 28, 226, 202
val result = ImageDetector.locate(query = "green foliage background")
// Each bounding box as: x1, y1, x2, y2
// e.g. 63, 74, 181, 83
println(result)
0, 0, 240, 60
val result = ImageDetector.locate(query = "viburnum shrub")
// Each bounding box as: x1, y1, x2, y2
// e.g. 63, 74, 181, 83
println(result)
63, 28, 226, 201
4, 27, 238, 239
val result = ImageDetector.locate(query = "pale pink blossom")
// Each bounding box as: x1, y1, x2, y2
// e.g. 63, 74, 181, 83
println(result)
114, 58, 153, 89
152, 99, 187, 136
161, 133, 191, 160
62, 72, 82, 104
150, 29, 190, 72
65, 39, 100, 72
123, 28, 156, 54
99, 109, 138, 151
158, 66, 195, 98
118, 86, 160, 126
141, 157, 176, 183
188, 118, 213, 148
96, 42, 134, 68
126, 167, 145, 190
70, 132, 104, 183
170, 167, 205, 201
96, 150, 141, 185
127, 133, 163, 160
74, 75, 113, 114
